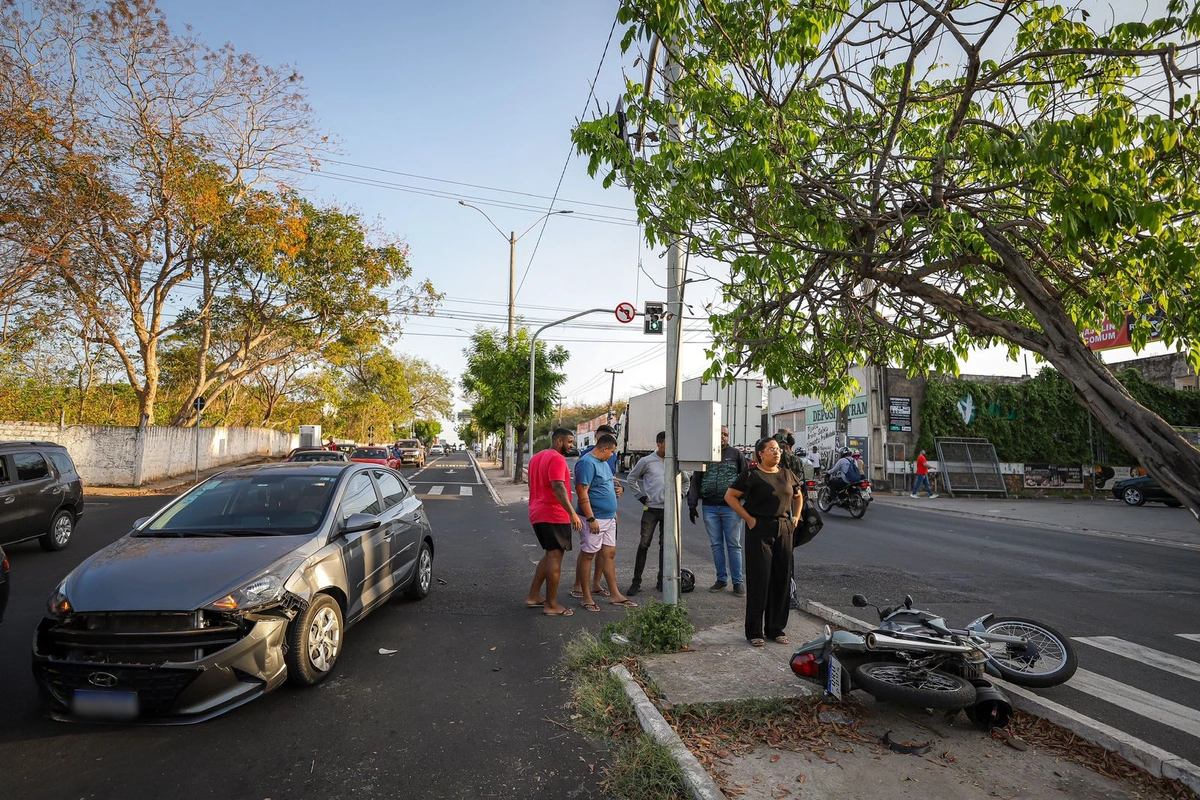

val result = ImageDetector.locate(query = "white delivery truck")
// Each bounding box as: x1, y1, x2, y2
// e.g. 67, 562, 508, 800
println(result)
618, 377, 762, 471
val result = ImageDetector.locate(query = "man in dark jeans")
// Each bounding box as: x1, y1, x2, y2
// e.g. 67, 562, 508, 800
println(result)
625, 431, 667, 596
687, 425, 748, 594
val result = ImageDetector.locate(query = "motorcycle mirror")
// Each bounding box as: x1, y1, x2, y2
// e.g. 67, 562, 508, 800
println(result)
904, 595, 913, 609
851, 594, 869, 608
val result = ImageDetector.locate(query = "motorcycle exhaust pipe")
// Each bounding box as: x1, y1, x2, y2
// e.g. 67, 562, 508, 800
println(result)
865, 632, 973, 654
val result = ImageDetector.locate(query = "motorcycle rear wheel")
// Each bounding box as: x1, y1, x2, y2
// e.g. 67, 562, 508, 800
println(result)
980, 617, 1078, 688
847, 493, 868, 518
852, 662, 976, 709
816, 487, 833, 513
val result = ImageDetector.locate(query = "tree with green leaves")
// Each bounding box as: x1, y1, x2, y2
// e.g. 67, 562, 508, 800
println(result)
575, 0, 1200, 521
413, 419, 442, 444
462, 328, 570, 482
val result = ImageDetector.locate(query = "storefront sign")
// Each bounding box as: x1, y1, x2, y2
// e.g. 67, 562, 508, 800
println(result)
888, 397, 912, 432
806, 395, 868, 425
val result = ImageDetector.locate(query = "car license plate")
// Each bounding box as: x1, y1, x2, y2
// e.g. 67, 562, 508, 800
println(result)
72, 689, 138, 720
825, 655, 843, 701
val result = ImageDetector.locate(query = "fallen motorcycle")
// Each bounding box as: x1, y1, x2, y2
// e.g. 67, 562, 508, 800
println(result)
790, 594, 1078, 728
816, 476, 872, 518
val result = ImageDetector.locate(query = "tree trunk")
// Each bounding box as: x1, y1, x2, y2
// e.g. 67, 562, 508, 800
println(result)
513, 425, 527, 483
981, 227, 1200, 525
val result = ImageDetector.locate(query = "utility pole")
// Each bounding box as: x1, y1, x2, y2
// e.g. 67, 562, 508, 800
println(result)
505, 230, 516, 477
662, 50, 686, 606
605, 369, 623, 424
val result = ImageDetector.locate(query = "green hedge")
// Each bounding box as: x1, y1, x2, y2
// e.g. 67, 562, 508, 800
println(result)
916, 368, 1200, 465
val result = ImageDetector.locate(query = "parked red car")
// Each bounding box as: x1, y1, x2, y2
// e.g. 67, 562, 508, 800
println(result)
349, 447, 400, 469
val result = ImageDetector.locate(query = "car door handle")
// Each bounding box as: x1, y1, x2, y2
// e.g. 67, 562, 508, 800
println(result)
3, 496, 13, 504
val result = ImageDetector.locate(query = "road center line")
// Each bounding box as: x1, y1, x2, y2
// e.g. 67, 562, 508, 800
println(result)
1066, 668, 1200, 739
1074, 636, 1200, 684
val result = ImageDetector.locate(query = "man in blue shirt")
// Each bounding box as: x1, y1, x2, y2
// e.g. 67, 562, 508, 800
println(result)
574, 423, 620, 598
572, 434, 636, 612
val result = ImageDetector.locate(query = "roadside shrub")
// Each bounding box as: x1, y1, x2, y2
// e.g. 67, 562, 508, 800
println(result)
602, 599, 695, 655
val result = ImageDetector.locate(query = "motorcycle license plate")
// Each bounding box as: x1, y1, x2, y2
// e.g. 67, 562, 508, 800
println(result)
825, 655, 843, 701
861, 488, 872, 500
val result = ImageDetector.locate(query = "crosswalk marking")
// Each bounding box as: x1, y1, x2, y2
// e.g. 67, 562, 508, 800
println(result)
427, 486, 443, 495
1067, 668, 1200, 739
460, 486, 473, 496
1179, 634, 1200, 644
1075, 636, 1200, 684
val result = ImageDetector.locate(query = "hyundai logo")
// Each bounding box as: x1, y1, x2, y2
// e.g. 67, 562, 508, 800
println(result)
88, 672, 119, 688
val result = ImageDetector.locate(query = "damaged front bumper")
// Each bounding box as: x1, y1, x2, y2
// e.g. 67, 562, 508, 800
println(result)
32, 602, 300, 724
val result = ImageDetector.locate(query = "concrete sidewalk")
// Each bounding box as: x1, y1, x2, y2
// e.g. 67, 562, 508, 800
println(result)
876, 493, 1200, 549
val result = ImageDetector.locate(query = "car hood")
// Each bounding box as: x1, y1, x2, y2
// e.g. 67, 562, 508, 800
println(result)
64, 535, 311, 612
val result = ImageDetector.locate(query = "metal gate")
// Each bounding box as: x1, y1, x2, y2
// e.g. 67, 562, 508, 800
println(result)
934, 437, 1007, 496
886, 442, 911, 493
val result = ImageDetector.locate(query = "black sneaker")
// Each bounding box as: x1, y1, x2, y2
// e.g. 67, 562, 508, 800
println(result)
732, 583, 745, 596
654, 579, 663, 592
626, 584, 641, 596
708, 580, 728, 593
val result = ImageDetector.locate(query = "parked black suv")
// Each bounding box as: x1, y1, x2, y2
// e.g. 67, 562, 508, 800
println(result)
0, 441, 84, 551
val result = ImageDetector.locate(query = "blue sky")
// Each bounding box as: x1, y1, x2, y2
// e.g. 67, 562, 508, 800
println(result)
156, 0, 720, 433
155, 0, 1170, 436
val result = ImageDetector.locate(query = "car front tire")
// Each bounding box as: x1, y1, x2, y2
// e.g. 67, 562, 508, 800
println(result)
40, 510, 74, 551
286, 593, 343, 686
1122, 487, 1146, 506
405, 540, 433, 601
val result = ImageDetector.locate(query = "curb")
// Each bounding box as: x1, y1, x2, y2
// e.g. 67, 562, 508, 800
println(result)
610, 664, 726, 800
471, 453, 505, 506
799, 600, 1200, 794
872, 496, 1200, 552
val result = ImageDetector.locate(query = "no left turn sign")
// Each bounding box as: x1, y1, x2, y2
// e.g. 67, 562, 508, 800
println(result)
615, 302, 636, 323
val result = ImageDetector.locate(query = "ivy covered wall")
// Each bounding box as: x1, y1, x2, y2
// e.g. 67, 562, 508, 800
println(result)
916, 368, 1200, 466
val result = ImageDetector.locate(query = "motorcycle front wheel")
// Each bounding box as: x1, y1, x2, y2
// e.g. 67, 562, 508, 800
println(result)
847, 493, 868, 519
853, 662, 977, 709
980, 617, 1078, 688
816, 487, 833, 513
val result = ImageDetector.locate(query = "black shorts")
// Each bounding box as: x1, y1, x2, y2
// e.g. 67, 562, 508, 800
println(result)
533, 522, 573, 552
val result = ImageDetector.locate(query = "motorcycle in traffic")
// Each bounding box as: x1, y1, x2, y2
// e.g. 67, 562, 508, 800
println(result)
790, 593, 1078, 728
816, 474, 873, 518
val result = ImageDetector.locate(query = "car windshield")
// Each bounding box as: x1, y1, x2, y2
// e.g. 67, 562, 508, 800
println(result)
293, 452, 342, 462
138, 474, 339, 536
398, 440, 420, 449
352, 448, 388, 460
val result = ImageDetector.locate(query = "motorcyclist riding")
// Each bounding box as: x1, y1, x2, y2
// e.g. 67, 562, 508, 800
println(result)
827, 447, 862, 499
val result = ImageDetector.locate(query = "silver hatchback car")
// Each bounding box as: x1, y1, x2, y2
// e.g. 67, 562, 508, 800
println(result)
33, 462, 434, 723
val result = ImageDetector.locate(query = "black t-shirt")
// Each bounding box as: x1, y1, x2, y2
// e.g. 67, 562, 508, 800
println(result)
730, 467, 802, 518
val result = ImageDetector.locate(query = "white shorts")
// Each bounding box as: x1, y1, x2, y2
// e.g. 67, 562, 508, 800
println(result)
580, 517, 617, 553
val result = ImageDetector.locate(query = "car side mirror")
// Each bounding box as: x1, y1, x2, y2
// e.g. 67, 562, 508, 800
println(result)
341, 513, 382, 535
851, 594, 869, 608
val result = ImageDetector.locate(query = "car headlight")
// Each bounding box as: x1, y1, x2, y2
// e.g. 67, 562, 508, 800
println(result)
47, 577, 72, 618
206, 557, 306, 612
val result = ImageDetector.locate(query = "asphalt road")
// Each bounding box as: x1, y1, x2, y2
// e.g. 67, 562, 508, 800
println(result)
0, 452, 608, 800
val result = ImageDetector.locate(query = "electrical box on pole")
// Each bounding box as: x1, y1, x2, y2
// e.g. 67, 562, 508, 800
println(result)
644, 301, 664, 335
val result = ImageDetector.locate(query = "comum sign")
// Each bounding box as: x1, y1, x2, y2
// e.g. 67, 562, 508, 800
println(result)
806, 396, 868, 424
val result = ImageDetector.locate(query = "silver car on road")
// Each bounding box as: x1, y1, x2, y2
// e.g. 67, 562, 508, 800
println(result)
33, 462, 434, 723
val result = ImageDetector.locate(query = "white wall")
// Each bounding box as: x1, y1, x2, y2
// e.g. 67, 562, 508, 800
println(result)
0, 421, 297, 486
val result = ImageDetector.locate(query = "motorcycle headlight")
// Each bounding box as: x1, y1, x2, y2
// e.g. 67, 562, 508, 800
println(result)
47, 578, 73, 618
206, 557, 305, 612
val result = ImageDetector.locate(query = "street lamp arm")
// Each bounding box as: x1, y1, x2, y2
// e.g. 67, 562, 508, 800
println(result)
458, 200, 507, 240
528, 308, 613, 465
515, 209, 573, 242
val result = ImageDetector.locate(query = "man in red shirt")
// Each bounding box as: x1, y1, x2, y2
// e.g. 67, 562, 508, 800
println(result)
525, 428, 584, 616
911, 449, 938, 498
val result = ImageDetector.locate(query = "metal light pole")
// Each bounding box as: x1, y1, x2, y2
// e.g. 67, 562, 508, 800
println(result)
459, 201, 573, 481
605, 369, 623, 423
529, 310, 615, 463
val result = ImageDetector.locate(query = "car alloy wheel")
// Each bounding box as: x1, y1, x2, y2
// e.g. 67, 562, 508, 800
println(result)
1122, 487, 1145, 506
286, 594, 343, 686
406, 541, 433, 601
41, 510, 74, 551
307, 604, 341, 672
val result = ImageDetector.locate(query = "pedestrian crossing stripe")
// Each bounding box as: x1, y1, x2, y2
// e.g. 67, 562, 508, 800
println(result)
1075, 636, 1200, 684
427, 486, 443, 495
419, 485, 473, 496
460, 486, 472, 496
1179, 634, 1200, 643
1066, 668, 1200, 739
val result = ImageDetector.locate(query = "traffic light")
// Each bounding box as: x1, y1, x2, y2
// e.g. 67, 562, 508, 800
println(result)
644, 301, 664, 335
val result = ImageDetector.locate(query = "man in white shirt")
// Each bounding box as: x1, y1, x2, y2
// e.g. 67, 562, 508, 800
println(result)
625, 431, 667, 596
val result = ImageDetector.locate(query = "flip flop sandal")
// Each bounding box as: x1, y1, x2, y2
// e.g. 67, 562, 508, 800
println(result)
750, 638, 766, 647
543, 607, 574, 617
525, 601, 545, 609
569, 590, 584, 599
773, 635, 790, 644
591, 588, 611, 597
609, 599, 638, 608
580, 602, 602, 612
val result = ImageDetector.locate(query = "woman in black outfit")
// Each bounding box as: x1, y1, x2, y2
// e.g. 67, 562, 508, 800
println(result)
725, 437, 804, 647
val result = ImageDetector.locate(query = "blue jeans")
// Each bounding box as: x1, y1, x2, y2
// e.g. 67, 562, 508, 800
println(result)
702, 504, 744, 585
912, 474, 933, 496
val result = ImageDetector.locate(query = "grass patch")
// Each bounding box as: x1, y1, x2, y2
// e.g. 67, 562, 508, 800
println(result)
562, 601, 697, 800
